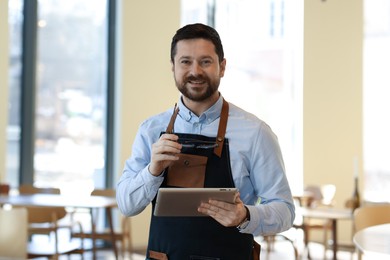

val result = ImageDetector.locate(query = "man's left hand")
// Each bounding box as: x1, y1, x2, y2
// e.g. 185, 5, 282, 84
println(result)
198, 193, 247, 227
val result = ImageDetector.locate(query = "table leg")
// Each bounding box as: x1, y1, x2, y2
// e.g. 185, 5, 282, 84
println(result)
90, 208, 97, 260
106, 207, 118, 259
303, 223, 311, 259
332, 219, 337, 260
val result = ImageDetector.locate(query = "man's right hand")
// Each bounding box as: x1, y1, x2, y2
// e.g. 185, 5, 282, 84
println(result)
149, 133, 182, 176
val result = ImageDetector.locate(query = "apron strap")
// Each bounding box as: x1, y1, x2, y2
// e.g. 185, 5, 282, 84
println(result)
166, 103, 179, 134
165, 99, 229, 158
214, 99, 229, 157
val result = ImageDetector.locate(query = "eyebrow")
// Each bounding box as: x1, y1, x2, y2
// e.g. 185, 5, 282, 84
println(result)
178, 55, 214, 60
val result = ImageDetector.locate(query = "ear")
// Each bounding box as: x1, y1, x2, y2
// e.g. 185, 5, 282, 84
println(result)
219, 59, 226, 77
171, 61, 174, 72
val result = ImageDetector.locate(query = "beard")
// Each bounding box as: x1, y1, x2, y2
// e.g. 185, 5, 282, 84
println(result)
175, 75, 220, 102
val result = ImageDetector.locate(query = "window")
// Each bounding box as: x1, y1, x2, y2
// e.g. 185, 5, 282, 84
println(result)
363, 0, 390, 202
181, 0, 303, 192
7, 0, 115, 194
7, 0, 24, 188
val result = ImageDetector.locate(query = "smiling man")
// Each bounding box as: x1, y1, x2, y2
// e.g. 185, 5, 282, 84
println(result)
117, 23, 295, 260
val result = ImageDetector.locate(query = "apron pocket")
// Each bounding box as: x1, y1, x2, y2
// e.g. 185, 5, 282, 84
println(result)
167, 153, 208, 188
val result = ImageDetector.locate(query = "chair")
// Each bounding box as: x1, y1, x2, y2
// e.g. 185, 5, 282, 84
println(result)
18, 184, 85, 259
78, 188, 132, 258
295, 184, 336, 259
93, 189, 132, 257
256, 199, 300, 260
259, 233, 298, 260
0, 183, 10, 195
0, 207, 28, 259
353, 204, 390, 260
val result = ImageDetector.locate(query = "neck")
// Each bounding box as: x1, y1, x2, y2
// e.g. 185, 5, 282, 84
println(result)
182, 92, 220, 116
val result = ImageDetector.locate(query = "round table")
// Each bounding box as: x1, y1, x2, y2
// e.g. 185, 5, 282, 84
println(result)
353, 223, 390, 257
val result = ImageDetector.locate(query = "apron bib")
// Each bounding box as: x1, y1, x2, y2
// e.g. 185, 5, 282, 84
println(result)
147, 100, 255, 260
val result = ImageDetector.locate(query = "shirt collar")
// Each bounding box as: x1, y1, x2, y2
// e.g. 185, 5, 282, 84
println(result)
177, 94, 224, 124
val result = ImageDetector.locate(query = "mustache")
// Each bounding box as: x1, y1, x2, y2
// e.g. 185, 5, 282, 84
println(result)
185, 75, 207, 82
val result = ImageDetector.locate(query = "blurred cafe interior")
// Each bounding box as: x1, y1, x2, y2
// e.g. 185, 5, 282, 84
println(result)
1, 0, 390, 259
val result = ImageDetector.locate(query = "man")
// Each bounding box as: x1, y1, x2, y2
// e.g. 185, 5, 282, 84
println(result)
117, 23, 295, 260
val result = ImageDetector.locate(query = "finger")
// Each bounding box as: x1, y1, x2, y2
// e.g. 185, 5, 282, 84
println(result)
153, 144, 181, 155
198, 202, 230, 218
160, 133, 179, 142
204, 199, 246, 227
152, 153, 180, 162
208, 199, 235, 211
198, 203, 219, 219
198, 203, 234, 227
152, 140, 182, 155
234, 192, 241, 203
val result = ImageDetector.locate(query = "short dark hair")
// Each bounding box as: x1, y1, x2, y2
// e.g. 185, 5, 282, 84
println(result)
170, 23, 224, 63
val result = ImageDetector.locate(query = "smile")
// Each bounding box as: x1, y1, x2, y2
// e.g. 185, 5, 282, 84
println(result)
188, 80, 205, 84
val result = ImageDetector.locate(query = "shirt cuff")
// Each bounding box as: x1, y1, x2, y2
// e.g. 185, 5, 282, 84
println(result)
238, 205, 257, 233
142, 165, 164, 194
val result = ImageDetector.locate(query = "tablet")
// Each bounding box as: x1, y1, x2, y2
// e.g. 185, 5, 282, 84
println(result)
154, 187, 238, 217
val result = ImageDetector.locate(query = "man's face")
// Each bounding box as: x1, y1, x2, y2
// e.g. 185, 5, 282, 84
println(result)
172, 39, 226, 102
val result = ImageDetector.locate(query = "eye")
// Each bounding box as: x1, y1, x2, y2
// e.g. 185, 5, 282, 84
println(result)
201, 59, 212, 66
180, 59, 191, 65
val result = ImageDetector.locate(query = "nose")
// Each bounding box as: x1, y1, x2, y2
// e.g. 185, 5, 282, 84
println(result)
189, 62, 202, 76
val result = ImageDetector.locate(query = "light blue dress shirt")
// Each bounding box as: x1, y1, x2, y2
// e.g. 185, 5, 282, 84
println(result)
117, 95, 295, 236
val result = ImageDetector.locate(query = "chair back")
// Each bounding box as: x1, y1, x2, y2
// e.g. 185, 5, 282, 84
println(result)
0, 207, 28, 258
354, 204, 390, 233
27, 206, 65, 224
91, 188, 116, 197
304, 184, 336, 208
90, 188, 116, 227
19, 184, 61, 195
0, 183, 10, 195
18, 184, 67, 223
